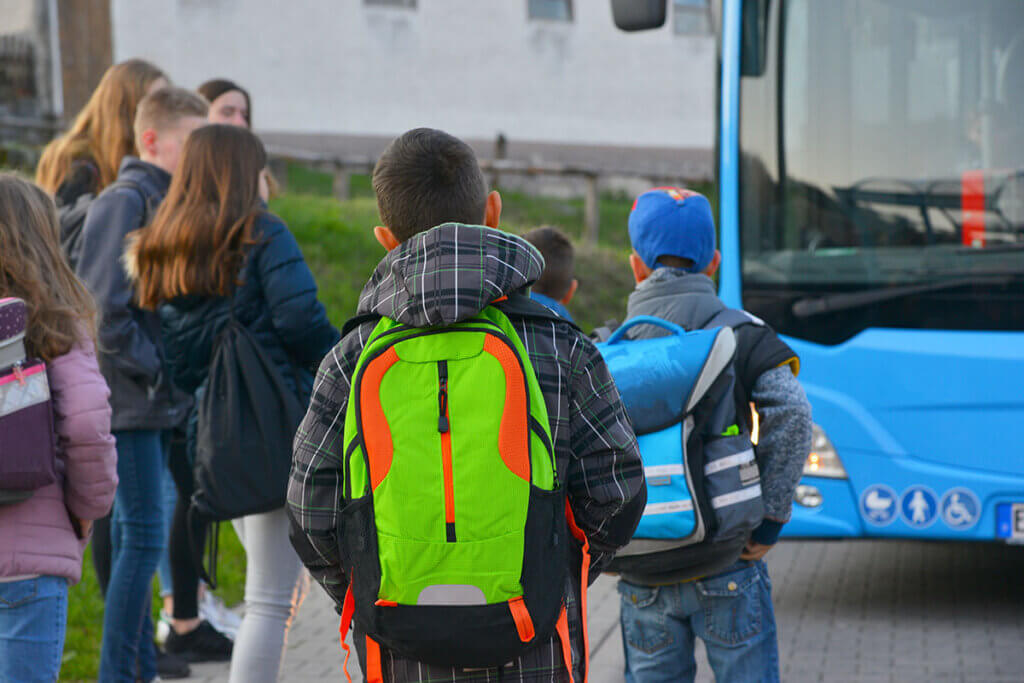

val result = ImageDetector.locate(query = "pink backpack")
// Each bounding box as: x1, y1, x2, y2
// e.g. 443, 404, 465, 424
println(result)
0, 297, 57, 505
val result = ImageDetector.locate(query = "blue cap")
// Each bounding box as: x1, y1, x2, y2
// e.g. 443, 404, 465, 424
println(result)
628, 187, 716, 272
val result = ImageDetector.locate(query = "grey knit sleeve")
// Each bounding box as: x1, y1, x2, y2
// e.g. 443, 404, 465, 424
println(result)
751, 365, 813, 523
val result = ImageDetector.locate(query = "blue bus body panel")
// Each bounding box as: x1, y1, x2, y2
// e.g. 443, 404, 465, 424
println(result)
781, 328, 1024, 541
716, 0, 1024, 541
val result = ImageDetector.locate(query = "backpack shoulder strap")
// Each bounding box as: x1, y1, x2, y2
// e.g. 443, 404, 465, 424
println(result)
106, 178, 152, 222
341, 312, 382, 339
341, 291, 580, 340
493, 291, 583, 334
702, 307, 765, 331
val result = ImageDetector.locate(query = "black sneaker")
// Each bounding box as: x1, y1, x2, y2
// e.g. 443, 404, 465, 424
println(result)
164, 620, 234, 662
155, 645, 191, 679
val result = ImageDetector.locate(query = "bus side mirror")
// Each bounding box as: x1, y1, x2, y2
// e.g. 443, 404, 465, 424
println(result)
611, 0, 668, 31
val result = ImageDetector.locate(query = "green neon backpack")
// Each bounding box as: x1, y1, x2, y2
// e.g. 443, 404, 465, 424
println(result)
336, 302, 569, 669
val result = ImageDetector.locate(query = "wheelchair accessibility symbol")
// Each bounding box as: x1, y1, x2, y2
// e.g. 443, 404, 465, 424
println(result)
940, 488, 980, 530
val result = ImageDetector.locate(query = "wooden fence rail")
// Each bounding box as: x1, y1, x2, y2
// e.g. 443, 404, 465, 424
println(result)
266, 145, 698, 245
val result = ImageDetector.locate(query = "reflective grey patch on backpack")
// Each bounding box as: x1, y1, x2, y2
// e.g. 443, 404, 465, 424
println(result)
417, 584, 487, 605
739, 460, 760, 487
703, 434, 765, 540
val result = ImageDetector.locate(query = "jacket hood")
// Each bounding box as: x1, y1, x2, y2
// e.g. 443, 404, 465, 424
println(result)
627, 269, 725, 330
357, 223, 544, 327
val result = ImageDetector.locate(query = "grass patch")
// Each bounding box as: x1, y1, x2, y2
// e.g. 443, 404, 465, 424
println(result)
270, 187, 653, 331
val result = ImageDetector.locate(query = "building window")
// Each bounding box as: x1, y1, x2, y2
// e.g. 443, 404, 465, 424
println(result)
365, 0, 416, 8
528, 0, 572, 22
673, 0, 711, 35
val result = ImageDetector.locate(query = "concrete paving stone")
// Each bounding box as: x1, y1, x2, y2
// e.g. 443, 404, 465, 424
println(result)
179, 541, 1024, 682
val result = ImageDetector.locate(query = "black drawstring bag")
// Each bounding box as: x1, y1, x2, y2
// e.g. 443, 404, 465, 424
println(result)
190, 316, 305, 587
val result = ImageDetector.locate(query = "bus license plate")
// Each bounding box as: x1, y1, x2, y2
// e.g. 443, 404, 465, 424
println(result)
997, 503, 1024, 542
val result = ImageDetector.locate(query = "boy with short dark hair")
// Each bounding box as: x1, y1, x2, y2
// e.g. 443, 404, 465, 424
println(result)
75, 86, 215, 680
523, 225, 578, 322
617, 187, 812, 683
288, 127, 646, 682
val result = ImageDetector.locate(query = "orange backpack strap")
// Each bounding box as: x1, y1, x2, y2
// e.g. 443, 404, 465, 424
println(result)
565, 500, 591, 683
555, 607, 575, 683
365, 636, 384, 683
338, 584, 355, 683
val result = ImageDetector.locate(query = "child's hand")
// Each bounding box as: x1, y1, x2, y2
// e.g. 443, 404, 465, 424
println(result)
740, 541, 773, 561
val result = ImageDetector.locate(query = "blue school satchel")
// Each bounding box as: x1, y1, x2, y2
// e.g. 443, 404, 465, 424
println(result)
597, 316, 764, 581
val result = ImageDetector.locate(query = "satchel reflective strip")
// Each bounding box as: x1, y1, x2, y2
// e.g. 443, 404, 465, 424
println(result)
711, 484, 763, 509
703, 449, 756, 476
0, 364, 49, 418
644, 464, 685, 478
643, 499, 695, 515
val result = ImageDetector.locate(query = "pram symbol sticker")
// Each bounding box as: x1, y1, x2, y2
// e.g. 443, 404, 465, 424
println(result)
859, 485, 897, 526
900, 486, 938, 528
940, 488, 980, 530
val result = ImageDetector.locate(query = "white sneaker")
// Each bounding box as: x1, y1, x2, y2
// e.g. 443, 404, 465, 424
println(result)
155, 610, 172, 647
199, 590, 242, 640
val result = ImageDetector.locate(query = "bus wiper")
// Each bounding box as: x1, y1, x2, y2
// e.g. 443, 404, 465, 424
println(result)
791, 275, 1013, 318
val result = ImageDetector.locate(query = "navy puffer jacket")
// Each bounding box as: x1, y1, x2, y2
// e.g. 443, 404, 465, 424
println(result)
157, 211, 340, 406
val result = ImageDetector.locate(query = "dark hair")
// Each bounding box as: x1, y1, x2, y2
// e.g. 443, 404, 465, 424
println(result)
198, 78, 251, 127
372, 128, 488, 242
128, 125, 266, 309
657, 255, 695, 269
523, 226, 575, 299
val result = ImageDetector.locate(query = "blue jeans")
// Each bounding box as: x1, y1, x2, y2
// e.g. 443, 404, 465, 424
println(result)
0, 576, 69, 682
619, 560, 780, 683
99, 430, 165, 683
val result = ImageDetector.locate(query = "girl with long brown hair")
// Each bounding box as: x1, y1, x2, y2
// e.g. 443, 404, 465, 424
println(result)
128, 124, 338, 683
0, 174, 117, 681
36, 59, 167, 206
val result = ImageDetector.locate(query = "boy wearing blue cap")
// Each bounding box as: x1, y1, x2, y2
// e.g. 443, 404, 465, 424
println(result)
617, 187, 812, 683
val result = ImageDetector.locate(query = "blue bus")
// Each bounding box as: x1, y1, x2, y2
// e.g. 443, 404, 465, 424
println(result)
614, 1, 1024, 542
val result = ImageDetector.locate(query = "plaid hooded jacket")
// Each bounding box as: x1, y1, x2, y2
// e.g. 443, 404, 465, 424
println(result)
288, 223, 646, 682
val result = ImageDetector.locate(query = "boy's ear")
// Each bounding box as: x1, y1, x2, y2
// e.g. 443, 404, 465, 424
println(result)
560, 279, 578, 306
703, 250, 722, 277
138, 129, 158, 160
484, 190, 502, 229
630, 252, 652, 284
374, 225, 401, 252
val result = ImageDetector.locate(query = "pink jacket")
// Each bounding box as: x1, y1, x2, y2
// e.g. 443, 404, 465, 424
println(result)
0, 334, 117, 584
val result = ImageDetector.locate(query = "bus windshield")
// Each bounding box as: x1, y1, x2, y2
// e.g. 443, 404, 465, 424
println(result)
739, 0, 1024, 344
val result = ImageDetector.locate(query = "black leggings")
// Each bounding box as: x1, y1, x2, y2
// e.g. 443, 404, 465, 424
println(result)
167, 433, 206, 620
91, 512, 113, 597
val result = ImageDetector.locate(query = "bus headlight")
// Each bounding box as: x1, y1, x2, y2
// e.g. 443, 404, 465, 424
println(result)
803, 424, 847, 479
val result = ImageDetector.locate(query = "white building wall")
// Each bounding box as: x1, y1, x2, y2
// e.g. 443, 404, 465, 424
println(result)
112, 1, 713, 153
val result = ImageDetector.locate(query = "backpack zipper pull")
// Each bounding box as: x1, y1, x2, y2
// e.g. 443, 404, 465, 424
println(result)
12, 361, 25, 386
438, 361, 449, 433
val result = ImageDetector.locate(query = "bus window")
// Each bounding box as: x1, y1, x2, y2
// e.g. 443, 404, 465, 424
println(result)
739, 0, 1024, 344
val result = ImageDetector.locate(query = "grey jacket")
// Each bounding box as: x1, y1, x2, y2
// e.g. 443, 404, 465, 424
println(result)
627, 269, 813, 542
75, 157, 191, 431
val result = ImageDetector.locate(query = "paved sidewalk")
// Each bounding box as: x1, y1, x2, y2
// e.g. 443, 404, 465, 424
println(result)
191, 540, 1024, 682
